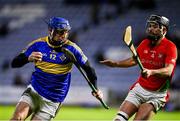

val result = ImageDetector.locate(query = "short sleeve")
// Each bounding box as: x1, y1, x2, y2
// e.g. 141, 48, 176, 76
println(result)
165, 43, 177, 65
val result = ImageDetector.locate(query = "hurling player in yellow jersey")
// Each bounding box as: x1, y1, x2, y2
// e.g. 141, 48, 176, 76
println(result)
10, 17, 103, 121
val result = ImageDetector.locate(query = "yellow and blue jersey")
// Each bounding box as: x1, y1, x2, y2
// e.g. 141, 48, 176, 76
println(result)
23, 36, 88, 102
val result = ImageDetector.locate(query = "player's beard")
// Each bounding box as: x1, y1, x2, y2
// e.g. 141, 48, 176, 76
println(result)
50, 37, 65, 46
147, 34, 162, 41
146, 30, 163, 46
48, 37, 66, 52
48, 30, 67, 48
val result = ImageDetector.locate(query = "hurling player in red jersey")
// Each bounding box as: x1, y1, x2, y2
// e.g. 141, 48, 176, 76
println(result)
100, 14, 177, 121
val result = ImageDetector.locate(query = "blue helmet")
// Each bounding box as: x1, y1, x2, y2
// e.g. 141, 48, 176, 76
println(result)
48, 17, 71, 31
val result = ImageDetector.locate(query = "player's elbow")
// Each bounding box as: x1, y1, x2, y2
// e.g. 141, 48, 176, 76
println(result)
162, 68, 173, 78
11, 60, 24, 68
166, 64, 174, 77
11, 54, 29, 68
166, 71, 172, 78
11, 60, 18, 68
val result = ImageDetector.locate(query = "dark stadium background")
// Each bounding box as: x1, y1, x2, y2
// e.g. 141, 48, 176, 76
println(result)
0, 0, 180, 116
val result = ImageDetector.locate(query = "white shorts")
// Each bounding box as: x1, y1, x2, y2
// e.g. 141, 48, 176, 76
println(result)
19, 85, 61, 119
125, 83, 168, 112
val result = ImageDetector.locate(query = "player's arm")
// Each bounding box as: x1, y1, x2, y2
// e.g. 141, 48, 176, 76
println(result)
142, 63, 174, 78
11, 52, 42, 68
81, 60, 97, 88
11, 53, 29, 68
81, 60, 104, 99
143, 45, 177, 78
11, 39, 43, 68
100, 56, 137, 68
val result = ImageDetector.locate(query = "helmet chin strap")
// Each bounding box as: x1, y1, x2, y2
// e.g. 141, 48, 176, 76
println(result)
49, 29, 54, 41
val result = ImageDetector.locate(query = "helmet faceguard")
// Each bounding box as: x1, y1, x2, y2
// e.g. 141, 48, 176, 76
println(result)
47, 17, 71, 48
146, 14, 169, 41
147, 14, 169, 29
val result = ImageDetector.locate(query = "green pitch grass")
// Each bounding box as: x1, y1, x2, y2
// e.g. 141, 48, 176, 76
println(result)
1, 105, 180, 120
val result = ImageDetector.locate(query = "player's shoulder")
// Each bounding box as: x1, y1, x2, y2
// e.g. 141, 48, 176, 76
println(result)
142, 38, 150, 43
66, 40, 81, 49
163, 38, 176, 47
66, 39, 77, 46
27, 36, 47, 47
138, 38, 149, 47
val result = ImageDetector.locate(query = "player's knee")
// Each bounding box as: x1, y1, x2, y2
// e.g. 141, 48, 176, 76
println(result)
32, 111, 52, 121
10, 113, 26, 121
113, 111, 129, 121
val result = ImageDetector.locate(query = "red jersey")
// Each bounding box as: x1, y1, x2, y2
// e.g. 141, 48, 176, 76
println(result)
135, 38, 177, 91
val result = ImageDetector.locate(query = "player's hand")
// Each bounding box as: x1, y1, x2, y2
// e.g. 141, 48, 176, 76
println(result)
141, 68, 153, 78
92, 90, 103, 99
28, 52, 43, 62
99, 60, 115, 67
